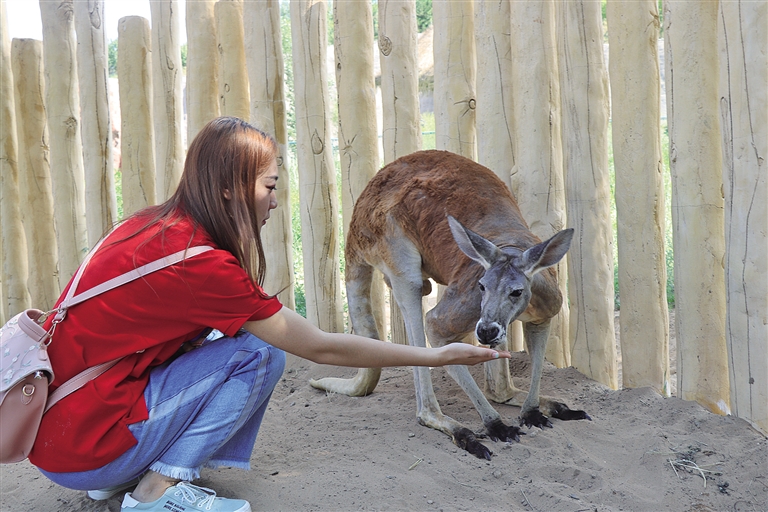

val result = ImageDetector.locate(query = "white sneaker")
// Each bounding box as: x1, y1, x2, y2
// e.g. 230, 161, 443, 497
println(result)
87, 477, 140, 500
121, 481, 251, 512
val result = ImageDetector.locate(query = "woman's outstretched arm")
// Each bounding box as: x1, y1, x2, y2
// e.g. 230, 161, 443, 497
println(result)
243, 306, 510, 368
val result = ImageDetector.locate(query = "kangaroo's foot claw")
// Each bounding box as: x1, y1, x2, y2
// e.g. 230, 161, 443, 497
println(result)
453, 427, 493, 460
486, 418, 524, 443
520, 408, 553, 429
550, 401, 592, 421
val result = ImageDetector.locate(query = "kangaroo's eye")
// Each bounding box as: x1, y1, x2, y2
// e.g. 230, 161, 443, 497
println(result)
478, 283, 485, 292
509, 289, 523, 298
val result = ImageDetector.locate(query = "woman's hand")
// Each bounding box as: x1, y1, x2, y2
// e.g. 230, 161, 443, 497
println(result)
436, 343, 511, 366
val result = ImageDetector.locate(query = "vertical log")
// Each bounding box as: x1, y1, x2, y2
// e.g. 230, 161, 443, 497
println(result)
216, 0, 250, 121
118, 16, 156, 217
244, 0, 296, 309
185, 0, 219, 142
607, 0, 669, 394
334, 0, 378, 234
1, 7, 31, 320
510, 0, 572, 371
290, 0, 343, 332
39, 0, 88, 286
474, 0, 514, 193
74, 0, 117, 245
11, 39, 60, 309
150, 0, 184, 201
334, 0, 383, 336
432, 0, 475, 159
719, 0, 767, 434
560, 0, 618, 388
432, 0, 476, 350
474, 0, 523, 400
666, 0, 730, 414
379, 0, 420, 344
379, 0, 420, 162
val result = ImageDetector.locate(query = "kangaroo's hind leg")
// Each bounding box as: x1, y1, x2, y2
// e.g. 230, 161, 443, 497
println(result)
309, 257, 382, 396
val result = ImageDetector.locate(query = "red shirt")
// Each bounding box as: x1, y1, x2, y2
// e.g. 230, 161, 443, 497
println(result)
29, 215, 282, 472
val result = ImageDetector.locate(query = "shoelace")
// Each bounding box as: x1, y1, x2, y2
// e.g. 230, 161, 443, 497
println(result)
174, 482, 217, 510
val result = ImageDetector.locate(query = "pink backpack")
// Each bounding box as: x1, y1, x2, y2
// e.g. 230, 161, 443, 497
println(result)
0, 237, 212, 464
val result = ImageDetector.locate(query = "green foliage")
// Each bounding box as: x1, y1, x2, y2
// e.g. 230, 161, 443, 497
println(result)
108, 39, 118, 78
660, 121, 674, 308
416, 0, 432, 33
114, 169, 123, 220
658, 0, 666, 37
180, 43, 187, 70
280, 2, 296, 143
371, 1, 379, 39
420, 112, 436, 150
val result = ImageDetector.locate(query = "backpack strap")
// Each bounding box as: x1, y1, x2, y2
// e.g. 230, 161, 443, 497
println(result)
45, 358, 121, 413
59, 246, 214, 310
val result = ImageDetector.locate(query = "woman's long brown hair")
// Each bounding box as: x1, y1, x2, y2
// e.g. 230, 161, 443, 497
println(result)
125, 117, 278, 290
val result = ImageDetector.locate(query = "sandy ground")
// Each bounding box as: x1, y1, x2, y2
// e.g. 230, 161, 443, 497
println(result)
1, 312, 766, 512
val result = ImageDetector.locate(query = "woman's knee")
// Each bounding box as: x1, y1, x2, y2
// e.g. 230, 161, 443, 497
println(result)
233, 331, 285, 387
262, 343, 286, 389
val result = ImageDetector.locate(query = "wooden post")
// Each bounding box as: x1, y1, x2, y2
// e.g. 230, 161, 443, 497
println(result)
432, 0, 476, 350
379, 0, 420, 344
244, 0, 296, 309
474, 0, 514, 199
379, 0, 420, 162
74, 0, 117, 245
215, 0, 250, 121
1, 6, 31, 320
185, 0, 219, 142
150, 0, 184, 202
39, 0, 88, 286
665, 0, 730, 414
290, 0, 343, 332
118, 16, 156, 217
510, 0, 572, 371
334, 0, 379, 234
559, 0, 618, 388
11, 39, 60, 310
433, 0, 475, 160
718, 0, 767, 434
607, 0, 669, 394
474, 0, 523, 400
334, 0, 383, 335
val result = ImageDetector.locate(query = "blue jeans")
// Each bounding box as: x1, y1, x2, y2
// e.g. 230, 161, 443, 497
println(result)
40, 331, 286, 490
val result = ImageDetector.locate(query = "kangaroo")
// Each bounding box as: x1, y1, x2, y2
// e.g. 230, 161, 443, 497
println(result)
310, 150, 590, 460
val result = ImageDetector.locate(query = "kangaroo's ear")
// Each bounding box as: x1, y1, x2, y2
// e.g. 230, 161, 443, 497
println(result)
521, 228, 574, 277
447, 215, 501, 270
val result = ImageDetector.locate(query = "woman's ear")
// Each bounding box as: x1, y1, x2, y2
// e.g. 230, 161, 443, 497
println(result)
223, 188, 232, 200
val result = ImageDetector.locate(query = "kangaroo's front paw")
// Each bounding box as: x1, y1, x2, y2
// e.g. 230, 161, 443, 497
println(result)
549, 401, 592, 421
453, 427, 493, 460
520, 408, 553, 429
485, 418, 524, 443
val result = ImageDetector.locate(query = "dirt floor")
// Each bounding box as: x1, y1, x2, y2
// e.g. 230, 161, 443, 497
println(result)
1, 312, 766, 512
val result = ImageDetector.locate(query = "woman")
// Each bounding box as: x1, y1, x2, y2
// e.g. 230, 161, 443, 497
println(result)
29, 117, 508, 512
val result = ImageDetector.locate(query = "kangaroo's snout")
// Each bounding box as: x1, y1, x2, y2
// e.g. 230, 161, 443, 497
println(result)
476, 320, 504, 347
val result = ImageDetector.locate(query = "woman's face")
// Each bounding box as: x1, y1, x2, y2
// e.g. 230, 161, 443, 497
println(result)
254, 159, 279, 229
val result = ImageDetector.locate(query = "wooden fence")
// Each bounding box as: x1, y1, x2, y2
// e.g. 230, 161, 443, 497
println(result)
0, 0, 764, 435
